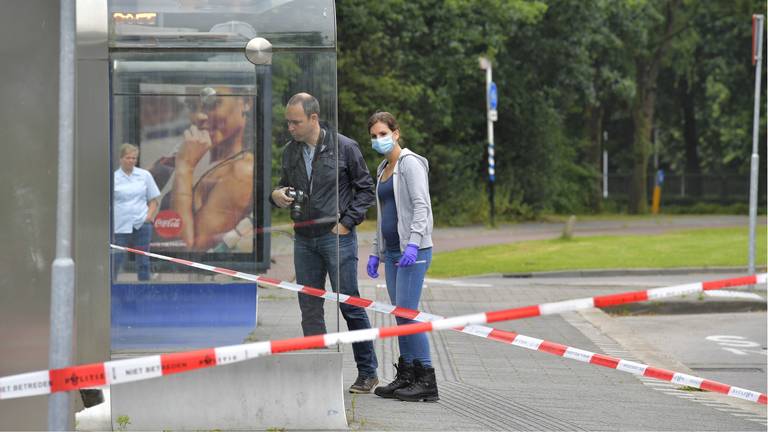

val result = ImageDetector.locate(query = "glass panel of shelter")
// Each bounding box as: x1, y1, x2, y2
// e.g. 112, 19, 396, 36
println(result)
264, 49, 342, 344
108, 42, 342, 351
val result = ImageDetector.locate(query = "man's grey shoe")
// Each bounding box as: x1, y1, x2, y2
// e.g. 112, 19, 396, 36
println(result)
79, 389, 104, 408
349, 375, 379, 394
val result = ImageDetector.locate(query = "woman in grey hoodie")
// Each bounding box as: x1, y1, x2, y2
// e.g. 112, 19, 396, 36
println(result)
366, 112, 438, 402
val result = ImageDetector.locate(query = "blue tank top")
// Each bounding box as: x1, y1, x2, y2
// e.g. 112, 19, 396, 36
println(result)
378, 175, 400, 251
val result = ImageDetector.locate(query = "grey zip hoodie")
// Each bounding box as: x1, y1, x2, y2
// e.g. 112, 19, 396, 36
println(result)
371, 148, 434, 256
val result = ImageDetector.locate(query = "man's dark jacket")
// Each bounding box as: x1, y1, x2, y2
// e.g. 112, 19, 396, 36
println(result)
271, 125, 375, 237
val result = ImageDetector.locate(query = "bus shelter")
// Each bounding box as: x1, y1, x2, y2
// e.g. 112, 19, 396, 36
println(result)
105, 1, 346, 428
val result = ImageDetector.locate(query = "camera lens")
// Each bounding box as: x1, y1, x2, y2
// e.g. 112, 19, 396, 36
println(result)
289, 189, 305, 220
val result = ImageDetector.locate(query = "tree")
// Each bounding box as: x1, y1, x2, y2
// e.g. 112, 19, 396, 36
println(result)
337, 0, 548, 222
614, 0, 686, 213
654, 0, 765, 198
334, 0, 766, 221
531, 0, 635, 212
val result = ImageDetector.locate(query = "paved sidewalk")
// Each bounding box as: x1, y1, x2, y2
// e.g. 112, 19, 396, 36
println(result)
77, 274, 766, 431
77, 216, 766, 430
245, 272, 766, 431
266, 215, 757, 284
227, 216, 766, 431
406, 215, 753, 254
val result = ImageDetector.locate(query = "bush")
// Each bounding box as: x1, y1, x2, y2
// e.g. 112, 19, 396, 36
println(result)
432, 183, 537, 227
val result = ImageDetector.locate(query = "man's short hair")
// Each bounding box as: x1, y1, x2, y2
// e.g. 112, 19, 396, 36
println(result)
287, 93, 320, 118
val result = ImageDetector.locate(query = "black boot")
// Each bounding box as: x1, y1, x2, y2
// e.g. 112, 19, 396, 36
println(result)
374, 356, 414, 399
393, 359, 439, 402
79, 389, 104, 408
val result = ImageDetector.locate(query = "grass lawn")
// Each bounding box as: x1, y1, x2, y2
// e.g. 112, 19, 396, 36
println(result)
429, 226, 768, 278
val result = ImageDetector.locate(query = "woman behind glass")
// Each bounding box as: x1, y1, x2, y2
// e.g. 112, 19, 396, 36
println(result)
113, 143, 161, 281
366, 112, 438, 402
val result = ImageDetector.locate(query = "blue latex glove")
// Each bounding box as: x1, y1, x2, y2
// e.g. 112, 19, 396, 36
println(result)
367, 255, 380, 278
398, 243, 419, 267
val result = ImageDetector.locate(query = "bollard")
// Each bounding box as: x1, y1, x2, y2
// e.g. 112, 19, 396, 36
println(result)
561, 215, 576, 240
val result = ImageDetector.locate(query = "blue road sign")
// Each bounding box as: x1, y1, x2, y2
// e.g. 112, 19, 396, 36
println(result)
489, 82, 498, 110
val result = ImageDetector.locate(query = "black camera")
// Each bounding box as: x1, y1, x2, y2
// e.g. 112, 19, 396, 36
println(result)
286, 188, 308, 220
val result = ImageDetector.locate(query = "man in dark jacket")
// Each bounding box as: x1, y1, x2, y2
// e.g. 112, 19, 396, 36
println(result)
271, 93, 379, 393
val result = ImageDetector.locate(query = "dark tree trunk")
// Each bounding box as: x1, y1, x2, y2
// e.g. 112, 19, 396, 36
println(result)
586, 104, 604, 212
628, 0, 680, 214
680, 76, 702, 196
630, 63, 653, 214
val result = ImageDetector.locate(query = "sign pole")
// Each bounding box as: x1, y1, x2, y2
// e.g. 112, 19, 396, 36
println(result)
480, 57, 497, 227
748, 15, 764, 276
488, 68, 495, 227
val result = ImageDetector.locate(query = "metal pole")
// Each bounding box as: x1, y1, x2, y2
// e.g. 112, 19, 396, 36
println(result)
653, 127, 659, 171
748, 15, 764, 275
603, 150, 608, 198
487, 64, 495, 226
48, 0, 76, 429
602, 131, 608, 199
681, 173, 685, 197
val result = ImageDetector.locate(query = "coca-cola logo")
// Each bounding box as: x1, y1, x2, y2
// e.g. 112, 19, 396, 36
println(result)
154, 210, 183, 238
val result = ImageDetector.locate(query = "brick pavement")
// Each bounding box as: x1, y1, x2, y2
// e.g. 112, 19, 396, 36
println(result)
247, 272, 767, 431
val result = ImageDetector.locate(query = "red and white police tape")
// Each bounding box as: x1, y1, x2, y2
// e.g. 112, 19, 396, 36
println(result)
1, 283, 766, 404
110, 244, 767, 323
3, 246, 763, 402
72, 246, 765, 403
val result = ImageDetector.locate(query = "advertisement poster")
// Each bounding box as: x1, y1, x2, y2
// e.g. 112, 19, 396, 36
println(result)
138, 83, 257, 256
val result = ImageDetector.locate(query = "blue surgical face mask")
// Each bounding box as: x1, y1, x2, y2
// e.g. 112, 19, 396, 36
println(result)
371, 134, 394, 154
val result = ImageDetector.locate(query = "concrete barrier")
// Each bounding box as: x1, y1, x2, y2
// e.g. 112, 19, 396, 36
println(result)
110, 351, 347, 430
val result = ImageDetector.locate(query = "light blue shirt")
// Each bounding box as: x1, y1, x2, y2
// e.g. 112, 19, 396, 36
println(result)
302, 143, 315, 178
113, 166, 161, 234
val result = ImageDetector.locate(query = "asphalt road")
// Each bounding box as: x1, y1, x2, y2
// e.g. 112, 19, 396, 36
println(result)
615, 311, 767, 394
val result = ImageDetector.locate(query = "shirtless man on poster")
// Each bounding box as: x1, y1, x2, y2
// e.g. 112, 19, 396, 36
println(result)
152, 86, 254, 251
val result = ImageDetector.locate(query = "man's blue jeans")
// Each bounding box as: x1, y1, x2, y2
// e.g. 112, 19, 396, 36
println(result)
383, 246, 433, 366
113, 222, 153, 281
294, 230, 378, 377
